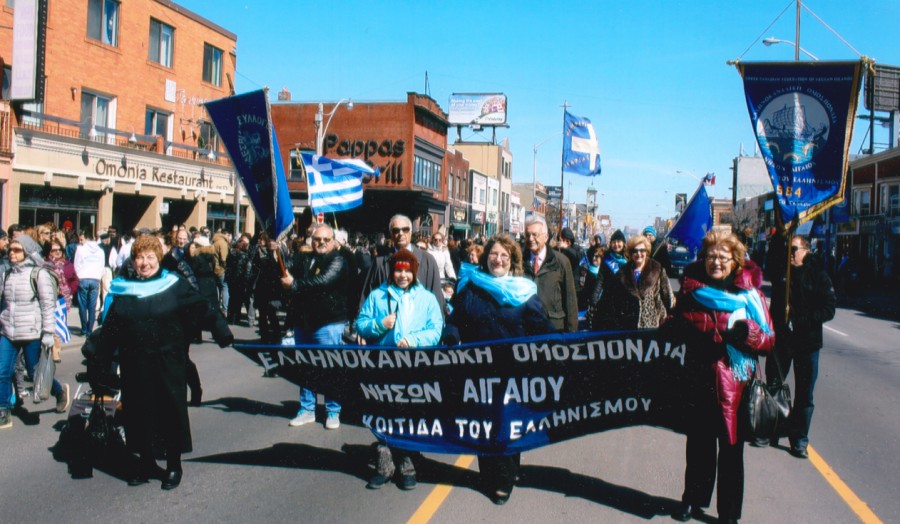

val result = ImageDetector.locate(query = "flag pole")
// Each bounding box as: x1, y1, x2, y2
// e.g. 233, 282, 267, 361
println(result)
558, 101, 569, 240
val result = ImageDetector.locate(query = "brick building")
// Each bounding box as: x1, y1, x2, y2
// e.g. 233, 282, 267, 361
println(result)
1, 0, 251, 234
271, 93, 450, 236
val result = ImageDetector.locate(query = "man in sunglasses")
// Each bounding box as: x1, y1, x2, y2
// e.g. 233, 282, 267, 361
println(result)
359, 214, 445, 319
281, 224, 348, 430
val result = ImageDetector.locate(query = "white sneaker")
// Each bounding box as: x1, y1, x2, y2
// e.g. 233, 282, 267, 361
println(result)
288, 411, 315, 427
325, 413, 341, 430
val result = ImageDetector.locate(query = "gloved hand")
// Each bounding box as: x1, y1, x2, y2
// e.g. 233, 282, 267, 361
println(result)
41, 333, 54, 348
724, 320, 750, 345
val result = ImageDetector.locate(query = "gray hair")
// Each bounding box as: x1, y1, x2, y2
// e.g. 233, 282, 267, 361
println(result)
524, 215, 548, 233
389, 214, 412, 229
312, 223, 334, 238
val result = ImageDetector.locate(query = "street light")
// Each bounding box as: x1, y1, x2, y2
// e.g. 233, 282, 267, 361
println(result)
762, 37, 819, 61
532, 131, 562, 210
315, 98, 353, 156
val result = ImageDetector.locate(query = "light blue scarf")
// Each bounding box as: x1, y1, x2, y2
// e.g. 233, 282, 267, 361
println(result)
692, 285, 772, 381
604, 252, 627, 274
587, 264, 600, 276
457, 262, 537, 307
102, 270, 180, 321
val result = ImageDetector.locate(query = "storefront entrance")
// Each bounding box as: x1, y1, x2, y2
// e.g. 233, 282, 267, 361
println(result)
112, 193, 154, 234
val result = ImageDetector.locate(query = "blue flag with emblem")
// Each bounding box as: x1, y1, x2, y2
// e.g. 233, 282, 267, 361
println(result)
300, 152, 377, 214
666, 183, 712, 252
738, 61, 864, 225
562, 110, 602, 176
204, 90, 294, 241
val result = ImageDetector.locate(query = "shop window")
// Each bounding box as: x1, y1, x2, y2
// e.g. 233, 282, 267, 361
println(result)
149, 19, 174, 67
289, 150, 306, 181
203, 43, 223, 86
414, 155, 441, 191
87, 0, 119, 47
881, 183, 900, 217
145, 108, 169, 139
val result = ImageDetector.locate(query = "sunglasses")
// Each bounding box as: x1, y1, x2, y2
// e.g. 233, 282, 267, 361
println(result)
9, 247, 24, 253
312, 236, 332, 243
391, 226, 411, 234
50, 248, 63, 253
790, 245, 806, 253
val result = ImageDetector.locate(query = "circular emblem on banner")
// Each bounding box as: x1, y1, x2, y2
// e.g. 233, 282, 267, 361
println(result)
237, 120, 270, 168
756, 92, 830, 168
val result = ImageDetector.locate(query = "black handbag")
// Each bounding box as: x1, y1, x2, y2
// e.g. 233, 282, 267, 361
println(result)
742, 350, 792, 440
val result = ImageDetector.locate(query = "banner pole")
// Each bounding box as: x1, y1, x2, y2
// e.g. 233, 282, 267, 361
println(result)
558, 102, 569, 240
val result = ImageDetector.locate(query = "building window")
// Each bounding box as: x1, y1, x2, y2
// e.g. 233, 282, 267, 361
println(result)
479, 188, 486, 205
852, 188, 871, 216
203, 44, 223, 86
149, 19, 174, 67
145, 109, 170, 139
80, 91, 112, 140
2, 65, 10, 100
289, 150, 306, 181
197, 121, 219, 152
87, 0, 119, 47
414, 155, 441, 191
881, 183, 900, 217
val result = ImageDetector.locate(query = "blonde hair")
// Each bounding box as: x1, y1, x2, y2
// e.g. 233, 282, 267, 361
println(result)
700, 230, 746, 269
626, 235, 652, 257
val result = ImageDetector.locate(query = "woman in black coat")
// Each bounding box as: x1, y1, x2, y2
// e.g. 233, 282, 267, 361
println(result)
444, 234, 554, 505
96, 236, 232, 490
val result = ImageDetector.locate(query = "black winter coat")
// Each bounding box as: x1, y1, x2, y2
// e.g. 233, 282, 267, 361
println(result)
785, 255, 836, 352
287, 249, 349, 331
444, 282, 555, 344
97, 271, 232, 453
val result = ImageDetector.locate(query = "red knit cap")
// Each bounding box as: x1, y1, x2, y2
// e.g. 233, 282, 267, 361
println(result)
390, 249, 419, 286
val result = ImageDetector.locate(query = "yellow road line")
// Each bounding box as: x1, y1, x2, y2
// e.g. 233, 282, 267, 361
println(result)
808, 445, 883, 524
407, 455, 476, 524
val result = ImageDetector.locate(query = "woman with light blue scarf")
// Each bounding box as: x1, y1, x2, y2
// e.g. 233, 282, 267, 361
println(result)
671, 230, 775, 524
443, 234, 555, 505
356, 249, 443, 491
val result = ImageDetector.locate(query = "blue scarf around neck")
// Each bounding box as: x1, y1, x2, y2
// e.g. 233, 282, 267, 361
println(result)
457, 262, 537, 307
692, 285, 772, 381
102, 270, 179, 322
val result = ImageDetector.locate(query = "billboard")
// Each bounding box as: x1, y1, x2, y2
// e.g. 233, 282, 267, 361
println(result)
864, 64, 900, 112
10, 0, 41, 100
448, 93, 507, 125
734, 156, 774, 202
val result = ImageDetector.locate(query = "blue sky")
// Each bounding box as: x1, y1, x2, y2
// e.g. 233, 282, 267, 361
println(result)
178, 0, 900, 232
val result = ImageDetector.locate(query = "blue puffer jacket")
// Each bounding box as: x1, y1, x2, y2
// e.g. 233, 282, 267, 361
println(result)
356, 281, 443, 347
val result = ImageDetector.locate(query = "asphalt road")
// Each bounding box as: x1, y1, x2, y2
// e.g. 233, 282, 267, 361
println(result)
0, 302, 895, 523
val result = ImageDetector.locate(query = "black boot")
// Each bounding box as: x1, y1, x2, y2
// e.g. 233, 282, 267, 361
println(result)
162, 452, 183, 490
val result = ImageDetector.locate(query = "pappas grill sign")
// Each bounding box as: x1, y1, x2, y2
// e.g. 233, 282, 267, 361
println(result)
323, 133, 405, 160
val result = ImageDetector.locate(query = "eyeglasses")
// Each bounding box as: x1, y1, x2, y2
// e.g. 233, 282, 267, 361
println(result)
50, 248, 62, 253
488, 252, 510, 261
311, 236, 332, 243
9, 247, 24, 253
432, 236, 443, 242
391, 226, 411, 235
790, 245, 806, 253
705, 254, 733, 263
631, 249, 648, 255
39, 230, 51, 236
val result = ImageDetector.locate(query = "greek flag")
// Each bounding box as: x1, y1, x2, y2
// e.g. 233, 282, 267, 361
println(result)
300, 152, 377, 214
55, 298, 71, 343
562, 111, 602, 176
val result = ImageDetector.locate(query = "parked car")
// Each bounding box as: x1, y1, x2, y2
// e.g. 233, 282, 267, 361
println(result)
668, 246, 695, 277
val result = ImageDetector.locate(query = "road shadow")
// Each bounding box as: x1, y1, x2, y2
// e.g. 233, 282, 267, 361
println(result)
11, 404, 60, 426
190, 442, 375, 482
516, 464, 681, 519
202, 396, 299, 419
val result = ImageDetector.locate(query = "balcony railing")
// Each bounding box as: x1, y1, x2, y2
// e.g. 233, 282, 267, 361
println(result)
16, 110, 230, 167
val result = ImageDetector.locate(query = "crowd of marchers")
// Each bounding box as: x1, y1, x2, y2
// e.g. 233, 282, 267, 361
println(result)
0, 215, 835, 523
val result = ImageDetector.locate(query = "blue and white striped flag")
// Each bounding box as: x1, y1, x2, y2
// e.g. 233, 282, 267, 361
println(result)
300, 152, 377, 214
55, 298, 71, 343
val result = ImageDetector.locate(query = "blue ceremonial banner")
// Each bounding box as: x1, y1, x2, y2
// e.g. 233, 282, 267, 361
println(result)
667, 184, 712, 252
234, 329, 699, 456
300, 152, 376, 214
738, 61, 864, 224
562, 111, 602, 176
204, 90, 294, 240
